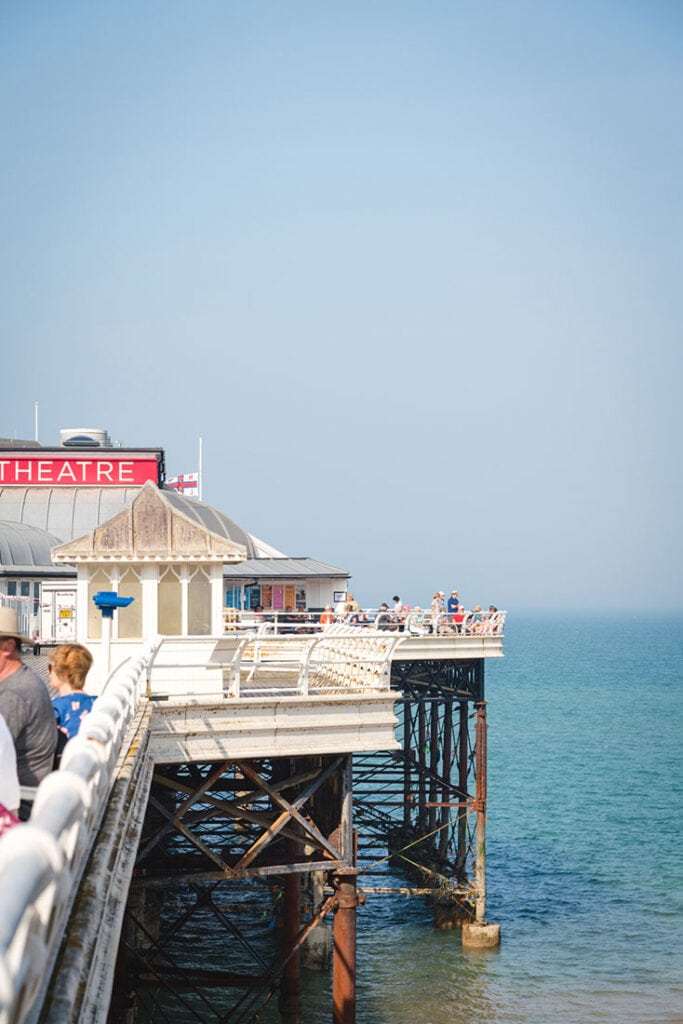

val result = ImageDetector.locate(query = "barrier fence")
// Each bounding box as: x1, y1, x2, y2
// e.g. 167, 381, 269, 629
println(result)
0, 642, 158, 1024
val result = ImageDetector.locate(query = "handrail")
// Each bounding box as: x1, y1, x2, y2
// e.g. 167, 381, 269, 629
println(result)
221, 608, 507, 638
214, 630, 400, 699
0, 640, 159, 1024
143, 612, 506, 701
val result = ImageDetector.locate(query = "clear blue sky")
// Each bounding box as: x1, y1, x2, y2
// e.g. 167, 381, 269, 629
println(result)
3, 1, 682, 612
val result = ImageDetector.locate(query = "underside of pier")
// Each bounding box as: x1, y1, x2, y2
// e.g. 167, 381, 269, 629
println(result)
104, 658, 488, 1024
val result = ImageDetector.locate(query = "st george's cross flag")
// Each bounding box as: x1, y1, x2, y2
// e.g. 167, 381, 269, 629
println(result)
167, 472, 199, 497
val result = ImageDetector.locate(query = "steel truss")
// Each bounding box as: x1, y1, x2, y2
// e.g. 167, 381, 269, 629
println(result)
353, 659, 487, 916
111, 659, 490, 1021
111, 755, 359, 1023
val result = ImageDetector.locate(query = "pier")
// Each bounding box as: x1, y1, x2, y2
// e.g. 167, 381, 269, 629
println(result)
0, 619, 504, 1024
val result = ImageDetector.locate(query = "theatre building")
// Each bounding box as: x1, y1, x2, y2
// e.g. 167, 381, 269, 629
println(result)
0, 430, 349, 643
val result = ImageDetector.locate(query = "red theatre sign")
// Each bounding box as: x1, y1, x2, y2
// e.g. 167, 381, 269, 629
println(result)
0, 455, 160, 487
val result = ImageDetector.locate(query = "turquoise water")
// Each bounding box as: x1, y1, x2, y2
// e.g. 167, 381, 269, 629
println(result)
346, 613, 683, 1024
141, 614, 683, 1022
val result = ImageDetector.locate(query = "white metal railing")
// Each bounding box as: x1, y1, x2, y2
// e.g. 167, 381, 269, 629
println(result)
407, 609, 507, 636
222, 607, 506, 638
219, 626, 405, 698
142, 630, 404, 700
0, 640, 159, 1024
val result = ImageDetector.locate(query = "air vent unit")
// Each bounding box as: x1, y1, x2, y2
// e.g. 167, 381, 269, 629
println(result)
60, 428, 111, 448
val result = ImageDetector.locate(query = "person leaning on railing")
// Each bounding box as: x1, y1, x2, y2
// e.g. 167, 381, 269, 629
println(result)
0, 607, 57, 819
51, 643, 96, 745
375, 603, 393, 630
430, 593, 443, 634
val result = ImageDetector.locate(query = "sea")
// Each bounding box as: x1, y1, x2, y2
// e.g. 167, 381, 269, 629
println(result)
140, 613, 683, 1023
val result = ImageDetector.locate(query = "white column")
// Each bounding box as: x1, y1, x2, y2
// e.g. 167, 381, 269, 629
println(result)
181, 566, 189, 636
109, 568, 121, 640
210, 565, 223, 635
141, 564, 159, 641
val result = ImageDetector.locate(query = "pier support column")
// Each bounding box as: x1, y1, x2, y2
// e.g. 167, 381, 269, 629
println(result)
278, 841, 302, 1024
474, 699, 487, 924
301, 870, 332, 969
455, 699, 469, 882
462, 700, 501, 949
331, 868, 362, 1024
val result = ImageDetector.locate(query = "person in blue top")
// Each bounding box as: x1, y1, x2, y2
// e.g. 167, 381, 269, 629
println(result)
447, 590, 460, 615
51, 643, 96, 740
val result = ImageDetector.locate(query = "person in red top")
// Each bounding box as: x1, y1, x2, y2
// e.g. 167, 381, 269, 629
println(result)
319, 605, 334, 625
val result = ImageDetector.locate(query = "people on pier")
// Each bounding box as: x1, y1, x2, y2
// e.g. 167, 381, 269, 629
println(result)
375, 602, 392, 629
0, 607, 57, 817
468, 605, 484, 631
51, 643, 96, 741
453, 605, 466, 632
430, 593, 443, 634
469, 605, 501, 635
407, 606, 429, 635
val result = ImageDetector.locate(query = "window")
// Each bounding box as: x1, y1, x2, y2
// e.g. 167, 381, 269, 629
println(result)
188, 566, 211, 635
117, 568, 143, 639
159, 566, 182, 636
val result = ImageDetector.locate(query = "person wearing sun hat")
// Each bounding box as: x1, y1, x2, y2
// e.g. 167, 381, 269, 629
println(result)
0, 607, 57, 816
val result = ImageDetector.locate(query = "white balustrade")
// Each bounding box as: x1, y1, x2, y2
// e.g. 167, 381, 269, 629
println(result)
0, 640, 158, 1024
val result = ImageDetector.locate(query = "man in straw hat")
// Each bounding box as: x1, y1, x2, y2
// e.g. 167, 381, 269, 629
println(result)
0, 606, 57, 818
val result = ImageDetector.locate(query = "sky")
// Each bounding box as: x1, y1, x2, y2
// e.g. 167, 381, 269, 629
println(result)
2, 1, 682, 613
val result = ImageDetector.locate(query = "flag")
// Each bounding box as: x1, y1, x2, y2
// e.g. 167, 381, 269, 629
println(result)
167, 472, 199, 497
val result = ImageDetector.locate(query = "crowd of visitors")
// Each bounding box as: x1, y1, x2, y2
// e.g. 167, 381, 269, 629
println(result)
0, 608, 97, 831
324, 589, 502, 635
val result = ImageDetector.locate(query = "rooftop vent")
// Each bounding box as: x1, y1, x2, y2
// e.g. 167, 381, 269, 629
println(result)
60, 428, 111, 448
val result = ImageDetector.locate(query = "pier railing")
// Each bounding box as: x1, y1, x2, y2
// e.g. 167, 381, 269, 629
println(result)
146, 627, 406, 700
0, 643, 158, 1024
146, 614, 505, 701
223, 607, 506, 638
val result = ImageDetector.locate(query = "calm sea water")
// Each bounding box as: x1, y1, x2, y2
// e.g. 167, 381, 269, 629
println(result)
143, 614, 683, 1023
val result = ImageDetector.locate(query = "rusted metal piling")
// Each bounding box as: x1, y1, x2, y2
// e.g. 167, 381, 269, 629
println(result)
331, 869, 362, 1024
278, 842, 302, 1023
